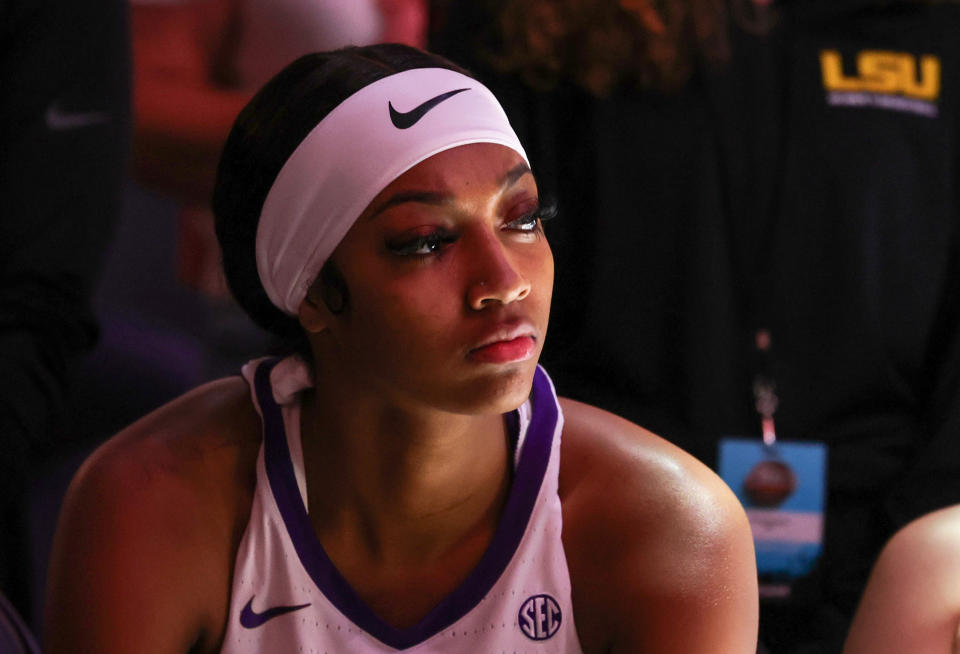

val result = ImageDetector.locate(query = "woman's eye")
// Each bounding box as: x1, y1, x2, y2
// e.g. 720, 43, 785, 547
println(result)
504, 201, 557, 234
505, 210, 542, 232
386, 230, 457, 257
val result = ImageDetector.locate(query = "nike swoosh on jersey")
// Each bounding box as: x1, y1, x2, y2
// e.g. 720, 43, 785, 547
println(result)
388, 88, 470, 129
44, 103, 109, 130
239, 596, 311, 628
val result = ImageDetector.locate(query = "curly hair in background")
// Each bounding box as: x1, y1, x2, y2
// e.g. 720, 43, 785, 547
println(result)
478, 0, 731, 95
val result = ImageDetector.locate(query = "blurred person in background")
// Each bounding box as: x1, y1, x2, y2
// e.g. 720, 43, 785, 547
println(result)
435, 0, 960, 651
131, 0, 427, 310
0, 0, 130, 623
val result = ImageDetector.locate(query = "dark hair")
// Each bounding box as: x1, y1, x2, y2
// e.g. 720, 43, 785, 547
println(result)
213, 44, 471, 356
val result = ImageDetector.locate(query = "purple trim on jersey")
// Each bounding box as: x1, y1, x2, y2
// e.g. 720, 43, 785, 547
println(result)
253, 361, 558, 650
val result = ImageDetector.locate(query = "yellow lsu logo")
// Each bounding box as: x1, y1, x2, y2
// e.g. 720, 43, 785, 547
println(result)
820, 50, 940, 101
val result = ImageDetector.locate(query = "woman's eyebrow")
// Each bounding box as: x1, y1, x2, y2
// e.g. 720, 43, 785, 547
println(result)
500, 163, 533, 190
368, 190, 451, 220
369, 163, 533, 220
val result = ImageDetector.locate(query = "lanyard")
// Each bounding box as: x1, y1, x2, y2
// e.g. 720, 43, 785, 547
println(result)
700, 25, 790, 443
752, 328, 779, 445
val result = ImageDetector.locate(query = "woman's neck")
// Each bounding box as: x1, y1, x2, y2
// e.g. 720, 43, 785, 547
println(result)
298, 380, 514, 567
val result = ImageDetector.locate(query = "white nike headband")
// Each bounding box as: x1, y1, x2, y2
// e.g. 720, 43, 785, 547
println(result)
256, 67, 529, 316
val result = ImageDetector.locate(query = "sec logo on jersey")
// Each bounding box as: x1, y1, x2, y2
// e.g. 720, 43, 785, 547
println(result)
518, 594, 562, 641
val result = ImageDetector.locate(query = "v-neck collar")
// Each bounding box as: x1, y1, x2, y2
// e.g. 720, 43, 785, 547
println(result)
253, 361, 557, 650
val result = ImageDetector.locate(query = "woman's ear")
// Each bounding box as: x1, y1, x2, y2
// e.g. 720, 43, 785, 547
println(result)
298, 262, 350, 332
298, 278, 331, 333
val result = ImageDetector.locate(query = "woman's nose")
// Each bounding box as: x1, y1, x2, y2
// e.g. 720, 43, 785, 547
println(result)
466, 231, 531, 310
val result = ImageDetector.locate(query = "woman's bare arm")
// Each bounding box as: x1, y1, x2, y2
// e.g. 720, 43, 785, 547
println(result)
44, 379, 258, 654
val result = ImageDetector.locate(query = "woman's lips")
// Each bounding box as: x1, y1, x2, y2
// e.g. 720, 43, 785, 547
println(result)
467, 335, 537, 364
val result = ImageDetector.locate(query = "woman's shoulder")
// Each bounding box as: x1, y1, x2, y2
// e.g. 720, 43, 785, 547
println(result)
76, 375, 261, 500
45, 376, 262, 652
865, 504, 960, 597
882, 504, 960, 560
557, 397, 746, 529
843, 504, 960, 654
65, 375, 263, 556
860, 504, 960, 602
871, 504, 960, 598
557, 398, 758, 653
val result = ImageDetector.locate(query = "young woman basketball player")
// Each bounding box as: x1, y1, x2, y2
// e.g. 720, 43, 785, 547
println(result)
44, 44, 758, 653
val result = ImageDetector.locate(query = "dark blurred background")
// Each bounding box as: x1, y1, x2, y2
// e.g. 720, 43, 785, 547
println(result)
3, 2, 958, 653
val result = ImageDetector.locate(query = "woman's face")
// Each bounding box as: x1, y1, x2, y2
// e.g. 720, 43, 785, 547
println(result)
313, 143, 554, 415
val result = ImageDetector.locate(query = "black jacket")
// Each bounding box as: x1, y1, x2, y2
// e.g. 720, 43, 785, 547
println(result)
0, 0, 130, 491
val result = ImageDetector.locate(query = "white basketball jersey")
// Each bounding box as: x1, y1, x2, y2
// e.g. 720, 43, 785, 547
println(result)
220, 359, 584, 652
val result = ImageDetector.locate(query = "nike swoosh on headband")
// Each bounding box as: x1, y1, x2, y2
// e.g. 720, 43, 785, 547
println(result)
239, 596, 311, 628
388, 87, 470, 129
